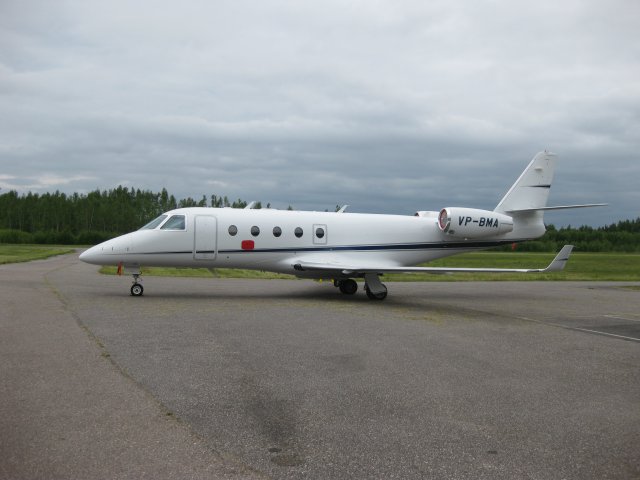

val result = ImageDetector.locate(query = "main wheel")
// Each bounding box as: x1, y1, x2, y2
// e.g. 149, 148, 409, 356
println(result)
365, 284, 387, 300
130, 283, 144, 296
338, 279, 358, 295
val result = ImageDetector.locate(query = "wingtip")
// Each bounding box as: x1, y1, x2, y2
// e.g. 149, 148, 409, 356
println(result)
544, 245, 574, 272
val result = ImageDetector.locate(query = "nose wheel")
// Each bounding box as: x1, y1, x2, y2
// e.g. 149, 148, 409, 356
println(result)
130, 274, 144, 296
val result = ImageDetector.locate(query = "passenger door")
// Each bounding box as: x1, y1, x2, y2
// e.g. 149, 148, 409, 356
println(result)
194, 215, 217, 260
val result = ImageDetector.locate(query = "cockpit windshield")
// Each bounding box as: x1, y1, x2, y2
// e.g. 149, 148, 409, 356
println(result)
139, 215, 168, 230
161, 215, 186, 230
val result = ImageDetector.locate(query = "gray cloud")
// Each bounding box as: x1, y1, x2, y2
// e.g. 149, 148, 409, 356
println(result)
1, 0, 638, 226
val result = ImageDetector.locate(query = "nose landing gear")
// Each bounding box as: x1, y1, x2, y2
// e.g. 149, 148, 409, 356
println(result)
119, 263, 143, 297
130, 274, 144, 296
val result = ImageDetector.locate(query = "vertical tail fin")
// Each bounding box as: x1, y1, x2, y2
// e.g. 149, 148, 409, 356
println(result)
494, 151, 557, 214
493, 152, 605, 240
493, 151, 557, 240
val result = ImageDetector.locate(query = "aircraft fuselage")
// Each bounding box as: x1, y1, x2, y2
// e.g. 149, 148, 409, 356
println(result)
79, 152, 601, 298
80, 207, 519, 278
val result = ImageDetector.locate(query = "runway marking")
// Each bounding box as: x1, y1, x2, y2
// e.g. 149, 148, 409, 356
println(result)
603, 314, 640, 323
563, 327, 640, 342
517, 316, 640, 343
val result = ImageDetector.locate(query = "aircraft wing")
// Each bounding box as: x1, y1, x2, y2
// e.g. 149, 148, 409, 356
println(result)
293, 245, 574, 276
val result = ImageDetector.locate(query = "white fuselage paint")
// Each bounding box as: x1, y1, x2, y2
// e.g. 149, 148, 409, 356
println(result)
79, 152, 604, 299
80, 207, 526, 278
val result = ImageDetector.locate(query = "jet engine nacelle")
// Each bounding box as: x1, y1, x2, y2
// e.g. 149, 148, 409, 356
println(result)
438, 207, 513, 238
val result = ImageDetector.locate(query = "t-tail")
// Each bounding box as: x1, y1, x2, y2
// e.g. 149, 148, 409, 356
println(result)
493, 151, 606, 240
435, 151, 605, 241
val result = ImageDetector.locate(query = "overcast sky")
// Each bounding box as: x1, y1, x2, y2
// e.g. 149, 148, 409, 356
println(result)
1, 0, 638, 226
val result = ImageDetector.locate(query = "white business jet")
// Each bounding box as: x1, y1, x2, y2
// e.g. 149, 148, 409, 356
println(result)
80, 152, 604, 299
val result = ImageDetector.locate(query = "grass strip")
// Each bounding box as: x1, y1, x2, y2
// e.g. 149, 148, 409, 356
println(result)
0, 244, 76, 264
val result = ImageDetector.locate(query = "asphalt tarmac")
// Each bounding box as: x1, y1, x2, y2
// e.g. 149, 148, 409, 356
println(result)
1, 253, 639, 479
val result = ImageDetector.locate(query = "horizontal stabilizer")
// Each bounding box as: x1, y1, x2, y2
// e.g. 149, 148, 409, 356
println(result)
506, 203, 607, 213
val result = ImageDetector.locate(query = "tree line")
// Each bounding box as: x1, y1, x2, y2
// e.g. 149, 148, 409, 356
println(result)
0, 187, 638, 251
503, 222, 640, 253
0, 187, 261, 244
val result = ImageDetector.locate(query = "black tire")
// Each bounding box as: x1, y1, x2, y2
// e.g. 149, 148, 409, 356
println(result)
339, 279, 358, 295
365, 284, 387, 300
130, 283, 144, 296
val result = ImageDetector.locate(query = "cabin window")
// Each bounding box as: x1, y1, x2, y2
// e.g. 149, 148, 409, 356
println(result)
228, 225, 238, 236
294, 227, 303, 238
139, 215, 167, 230
315, 227, 325, 239
273, 226, 282, 237
161, 215, 186, 230
251, 226, 260, 237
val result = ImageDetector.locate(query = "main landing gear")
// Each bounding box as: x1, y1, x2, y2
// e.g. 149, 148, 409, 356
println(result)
364, 283, 387, 300
335, 278, 358, 295
334, 273, 388, 300
364, 272, 387, 300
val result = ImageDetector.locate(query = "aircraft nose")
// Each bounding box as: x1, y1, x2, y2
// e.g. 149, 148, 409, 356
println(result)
79, 234, 135, 265
79, 245, 103, 265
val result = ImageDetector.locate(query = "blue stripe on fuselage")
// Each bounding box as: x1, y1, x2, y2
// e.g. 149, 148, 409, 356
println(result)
217, 240, 519, 255
124, 240, 523, 257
